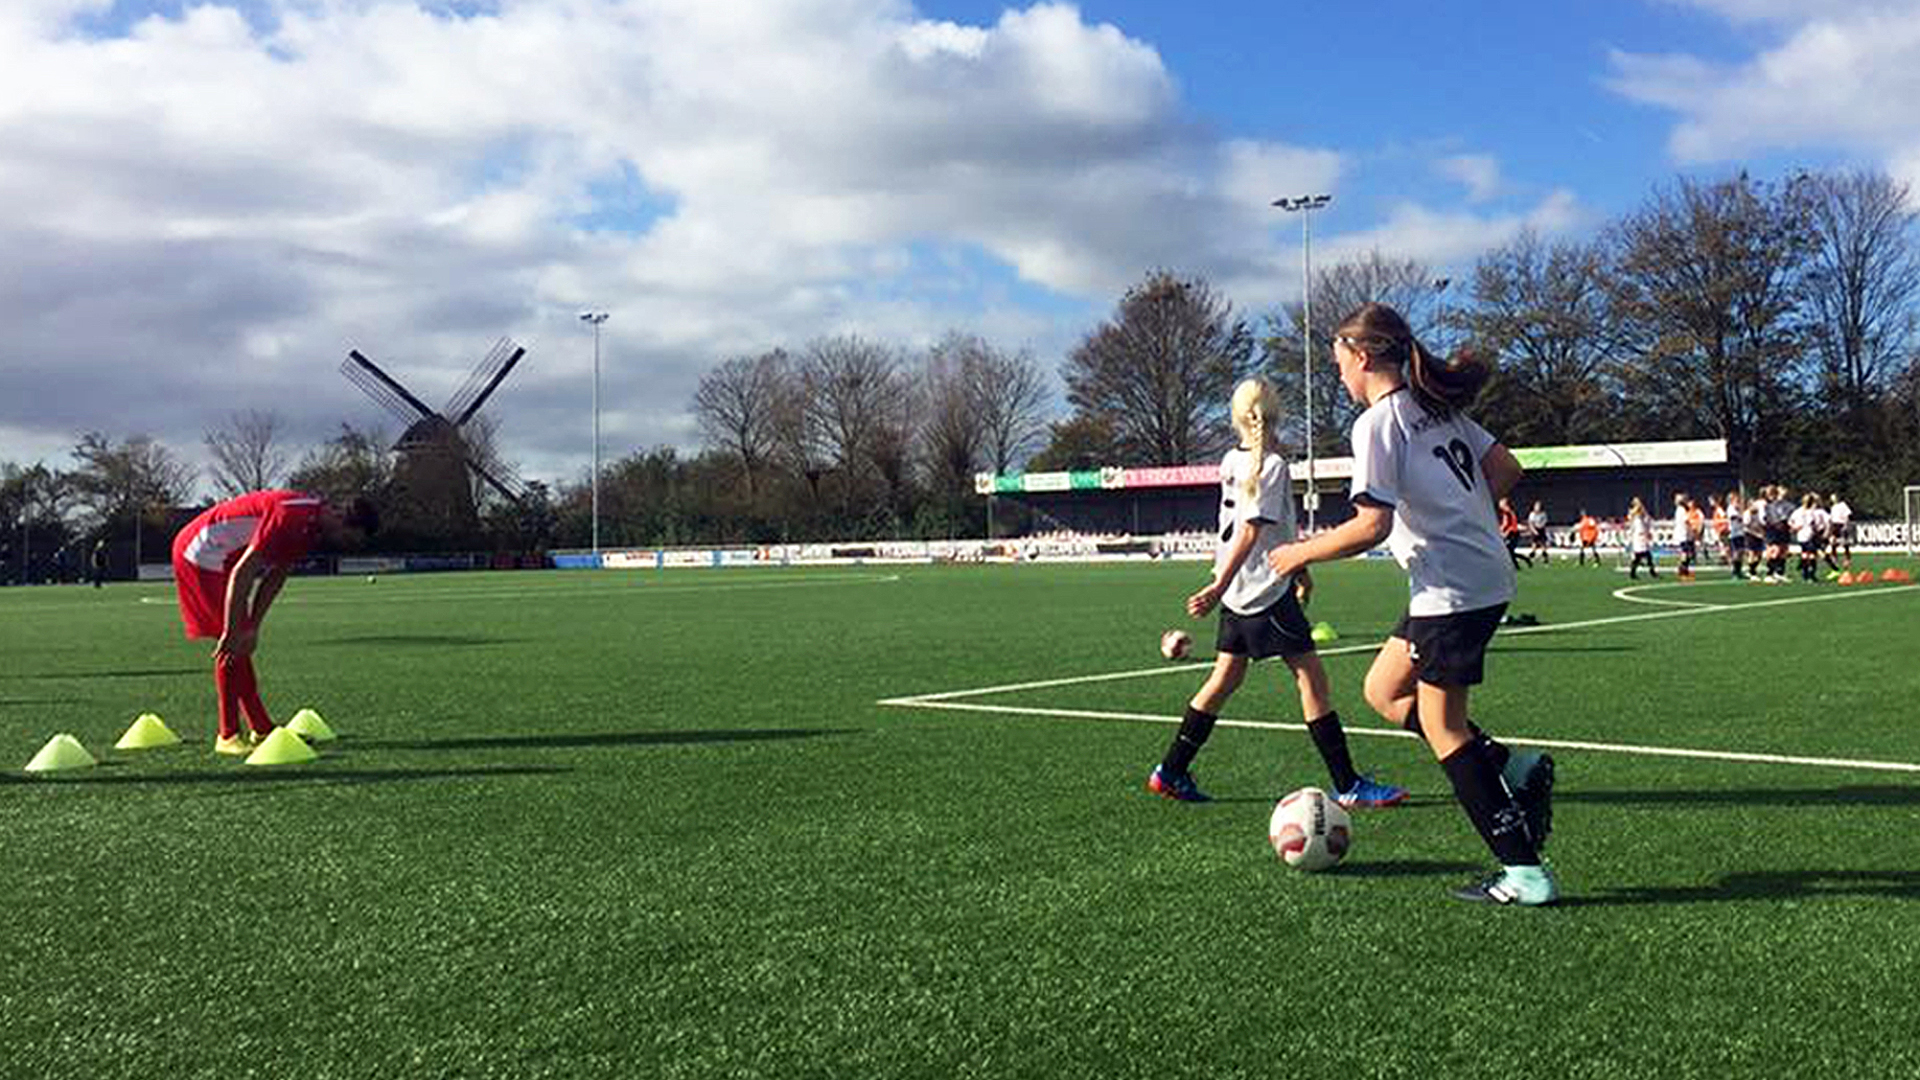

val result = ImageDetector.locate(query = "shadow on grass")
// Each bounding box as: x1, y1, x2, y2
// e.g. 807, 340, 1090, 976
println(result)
0, 667, 201, 681
364, 727, 862, 752
1564, 870, 1920, 907
1490, 645, 1636, 654
4, 764, 570, 789
1561, 786, 1920, 808
315, 635, 522, 648
1335, 859, 1481, 878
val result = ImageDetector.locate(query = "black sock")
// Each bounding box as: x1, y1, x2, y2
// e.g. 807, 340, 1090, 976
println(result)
1162, 706, 1216, 775
1440, 740, 1539, 867
1401, 706, 1510, 773
1306, 711, 1361, 793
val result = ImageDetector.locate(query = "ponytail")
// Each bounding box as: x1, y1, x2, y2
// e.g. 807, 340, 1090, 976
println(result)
1243, 406, 1265, 497
1407, 338, 1491, 417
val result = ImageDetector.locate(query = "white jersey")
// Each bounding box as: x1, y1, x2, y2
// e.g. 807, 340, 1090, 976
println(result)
1812, 507, 1830, 536
1215, 446, 1297, 615
1790, 506, 1814, 544
1830, 500, 1852, 528
1745, 501, 1767, 537
1672, 506, 1689, 540
1349, 389, 1514, 617
1527, 510, 1546, 534
1629, 512, 1653, 553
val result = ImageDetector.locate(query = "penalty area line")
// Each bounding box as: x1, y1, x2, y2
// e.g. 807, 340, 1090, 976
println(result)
882, 698, 1920, 775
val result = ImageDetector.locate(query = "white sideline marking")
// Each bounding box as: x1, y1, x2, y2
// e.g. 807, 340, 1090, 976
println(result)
882, 698, 1920, 774
879, 583, 1920, 774
132, 572, 902, 607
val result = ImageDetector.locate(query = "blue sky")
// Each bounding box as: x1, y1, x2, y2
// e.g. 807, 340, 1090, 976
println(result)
4, 0, 1915, 484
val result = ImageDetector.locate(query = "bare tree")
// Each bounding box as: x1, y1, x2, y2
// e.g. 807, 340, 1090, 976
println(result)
921, 333, 985, 497
1797, 169, 1920, 411
1263, 250, 1437, 458
287, 423, 394, 502
801, 334, 903, 491
693, 349, 789, 499
969, 341, 1051, 474
203, 409, 288, 498
1461, 232, 1628, 446
1606, 173, 1812, 480
1063, 270, 1255, 466
67, 432, 197, 529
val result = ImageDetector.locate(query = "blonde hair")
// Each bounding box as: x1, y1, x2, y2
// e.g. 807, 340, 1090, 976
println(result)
1230, 377, 1282, 496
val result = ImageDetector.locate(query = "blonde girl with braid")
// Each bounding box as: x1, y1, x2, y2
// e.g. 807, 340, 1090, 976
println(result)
1149, 376, 1409, 809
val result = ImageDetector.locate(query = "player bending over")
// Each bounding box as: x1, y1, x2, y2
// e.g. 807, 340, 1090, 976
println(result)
1265, 303, 1557, 906
171, 490, 379, 753
1149, 377, 1408, 811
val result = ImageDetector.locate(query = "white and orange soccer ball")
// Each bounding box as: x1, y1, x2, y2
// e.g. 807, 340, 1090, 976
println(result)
1160, 629, 1192, 660
1269, 787, 1352, 872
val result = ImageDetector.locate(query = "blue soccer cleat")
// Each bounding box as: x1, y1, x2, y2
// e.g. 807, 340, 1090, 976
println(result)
1334, 774, 1408, 809
1451, 864, 1559, 906
1147, 764, 1211, 802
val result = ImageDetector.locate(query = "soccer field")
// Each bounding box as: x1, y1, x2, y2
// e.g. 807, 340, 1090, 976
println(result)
5, 558, 1920, 1079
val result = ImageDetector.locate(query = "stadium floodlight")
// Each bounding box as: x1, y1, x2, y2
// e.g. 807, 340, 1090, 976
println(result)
1273, 193, 1332, 533
579, 311, 610, 560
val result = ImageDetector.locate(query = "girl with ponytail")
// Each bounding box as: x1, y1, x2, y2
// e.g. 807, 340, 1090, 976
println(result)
1263, 303, 1562, 906
1148, 376, 1409, 811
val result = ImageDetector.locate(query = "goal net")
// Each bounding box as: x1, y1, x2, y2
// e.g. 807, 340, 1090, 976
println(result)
1907, 486, 1920, 557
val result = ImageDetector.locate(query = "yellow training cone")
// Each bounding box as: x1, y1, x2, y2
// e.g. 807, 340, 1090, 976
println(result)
285, 708, 338, 743
115, 713, 182, 750
244, 728, 318, 767
25, 733, 98, 774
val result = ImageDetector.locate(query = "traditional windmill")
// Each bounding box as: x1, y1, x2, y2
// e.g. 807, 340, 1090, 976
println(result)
341, 339, 529, 536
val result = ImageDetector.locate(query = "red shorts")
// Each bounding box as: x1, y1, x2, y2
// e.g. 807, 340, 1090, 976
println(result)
171, 536, 229, 640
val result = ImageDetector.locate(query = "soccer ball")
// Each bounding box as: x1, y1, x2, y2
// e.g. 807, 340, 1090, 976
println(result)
1268, 787, 1352, 872
1160, 629, 1191, 661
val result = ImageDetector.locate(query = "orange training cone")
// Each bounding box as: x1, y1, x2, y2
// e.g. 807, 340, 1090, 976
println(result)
1838, 571, 1854, 586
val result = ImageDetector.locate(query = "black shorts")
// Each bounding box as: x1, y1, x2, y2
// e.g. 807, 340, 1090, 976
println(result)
1392, 603, 1507, 688
1217, 588, 1315, 661
1765, 524, 1790, 547
1742, 534, 1763, 553
1680, 540, 1697, 558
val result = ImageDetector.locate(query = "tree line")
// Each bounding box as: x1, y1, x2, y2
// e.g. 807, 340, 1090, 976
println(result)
5, 166, 1917, 569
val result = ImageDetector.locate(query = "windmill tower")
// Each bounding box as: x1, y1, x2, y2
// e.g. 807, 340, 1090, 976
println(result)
341, 339, 529, 541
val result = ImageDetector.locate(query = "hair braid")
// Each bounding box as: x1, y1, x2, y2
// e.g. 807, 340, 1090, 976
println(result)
1244, 406, 1265, 496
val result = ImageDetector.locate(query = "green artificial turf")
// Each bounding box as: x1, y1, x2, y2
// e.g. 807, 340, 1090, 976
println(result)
3, 557, 1919, 1079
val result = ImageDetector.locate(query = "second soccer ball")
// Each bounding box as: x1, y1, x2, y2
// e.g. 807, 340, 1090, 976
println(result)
1160, 629, 1191, 661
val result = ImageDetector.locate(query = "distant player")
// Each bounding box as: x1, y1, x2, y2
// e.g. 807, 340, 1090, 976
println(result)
1724, 491, 1747, 580
1765, 484, 1794, 582
1743, 489, 1767, 582
1828, 493, 1854, 569
1708, 496, 1730, 566
1672, 493, 1696, 580
171, 490, 379, 753
1266, 303, 1556, 906
1498, 497, 1531, 569
1576, 509, 1601, 566
1627, 497, 1657, 579
1149, 376, 1408, 811
1527, 500, 1550, 564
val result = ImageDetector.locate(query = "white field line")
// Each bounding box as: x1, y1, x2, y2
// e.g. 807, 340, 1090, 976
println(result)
883, 698, 1920, 774
1610, 583, 1722, 609
130, 572, 903, 607
881, 584, 1920, 707
878, 583, 1920, 775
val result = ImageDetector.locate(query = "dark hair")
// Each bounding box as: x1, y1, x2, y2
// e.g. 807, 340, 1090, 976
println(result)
343, 495, 381, 537
1334, 301, 1490, 416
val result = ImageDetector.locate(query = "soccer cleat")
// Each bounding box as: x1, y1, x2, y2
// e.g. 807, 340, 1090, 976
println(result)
1147, 764, 1211, 803
214, 735, 252, 756
1508, 751, 1555, 850
1334, 774, 1408, 809
1451, 864, 1559, 906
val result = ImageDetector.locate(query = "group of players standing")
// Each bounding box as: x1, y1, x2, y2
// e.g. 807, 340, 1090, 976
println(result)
1495, 488, 1855, 583
1630, 487, 1856, 583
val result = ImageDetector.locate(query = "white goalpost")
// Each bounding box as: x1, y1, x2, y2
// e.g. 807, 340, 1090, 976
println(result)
1906, 486, 1920, 557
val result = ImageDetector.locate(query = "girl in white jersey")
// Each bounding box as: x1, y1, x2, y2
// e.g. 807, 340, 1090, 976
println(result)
1265, 303, 1557, 906
1149, 378, 1409, 809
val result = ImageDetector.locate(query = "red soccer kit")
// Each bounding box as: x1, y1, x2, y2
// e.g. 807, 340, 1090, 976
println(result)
170, 490, 325, 742
171, 490, 324, 639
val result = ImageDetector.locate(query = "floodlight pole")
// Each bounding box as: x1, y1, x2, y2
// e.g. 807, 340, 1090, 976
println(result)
1274, 194, 1331, 534
579, 311, 610, 561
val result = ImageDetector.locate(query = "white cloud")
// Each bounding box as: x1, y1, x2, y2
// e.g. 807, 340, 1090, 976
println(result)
1435, 154, 1501, 202
1320, 189, 1585, 272
0, 0, 1556, 489
1608, 6, 1920, 173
